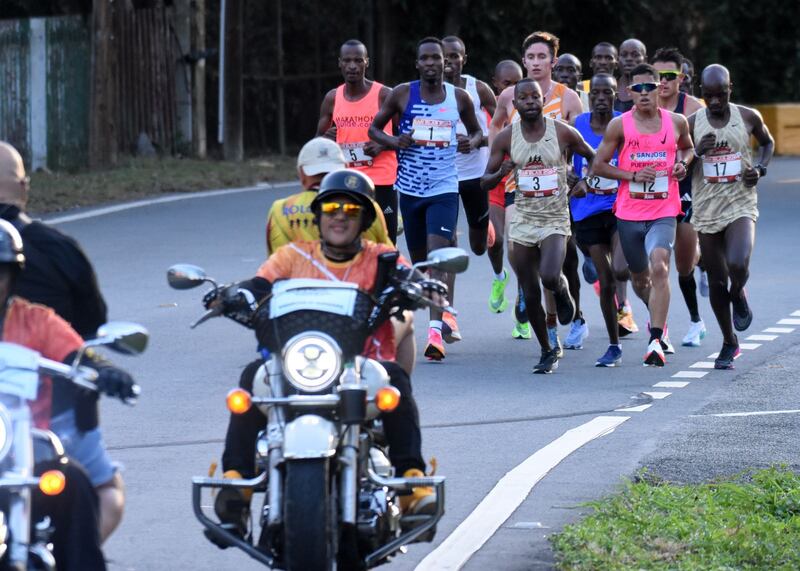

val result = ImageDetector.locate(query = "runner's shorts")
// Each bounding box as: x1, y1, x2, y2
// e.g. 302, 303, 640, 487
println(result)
398, 192, 459, 253
574, 211, 617, 247
616, 216, 677, 274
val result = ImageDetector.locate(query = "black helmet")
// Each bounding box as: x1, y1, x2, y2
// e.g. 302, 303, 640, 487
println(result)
310, 169, 377, 231
0, 219, 24, 269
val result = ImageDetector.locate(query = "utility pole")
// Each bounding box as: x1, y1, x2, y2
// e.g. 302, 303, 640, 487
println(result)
192, 0, 207, 158
89, 0, 118, 168
222, 0, 243, 161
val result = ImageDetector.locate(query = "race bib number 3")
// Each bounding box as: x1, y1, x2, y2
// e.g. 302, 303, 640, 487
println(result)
630, 171, 669, 200
412, 118, 451, 148
340, 142, 373, 168
517, 167, 559, 197
703, 153, 742, 183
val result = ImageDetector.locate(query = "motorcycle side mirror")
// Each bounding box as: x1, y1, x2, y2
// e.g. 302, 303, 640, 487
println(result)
93, 322, 149, 355
167, 264, 210, 290
416, 247, 470, 274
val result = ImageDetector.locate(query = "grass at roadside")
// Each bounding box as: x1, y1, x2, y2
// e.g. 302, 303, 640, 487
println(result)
28, 155, 297, 214
551, 466, 800, 570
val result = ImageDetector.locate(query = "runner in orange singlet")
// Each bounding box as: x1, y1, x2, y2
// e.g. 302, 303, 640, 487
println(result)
318, 39, 399, 242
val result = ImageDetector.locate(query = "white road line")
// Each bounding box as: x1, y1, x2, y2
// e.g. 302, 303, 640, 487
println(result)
708, 352, 719, 359
740, 343, 762, 350
746, 334, 778, 341
690, 361, 715, 369
692, 409, 800, 418
45, 182, 298, 225
414, 416, 630, 571
654, 381, 689, 388
791, 310, 800, 317
778, 318, 800, 325
672, 371, 707, 379
642, 391, 671, 399
763, 327, 794, 333
614, 404, 652, 412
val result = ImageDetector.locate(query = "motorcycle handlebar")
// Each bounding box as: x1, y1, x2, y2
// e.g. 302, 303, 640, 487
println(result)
36, 358, 140, 406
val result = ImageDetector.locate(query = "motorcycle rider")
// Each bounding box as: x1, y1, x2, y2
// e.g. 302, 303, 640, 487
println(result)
211, 170, 445, 538
0, 219, 137, 570
0, 140, 124, 543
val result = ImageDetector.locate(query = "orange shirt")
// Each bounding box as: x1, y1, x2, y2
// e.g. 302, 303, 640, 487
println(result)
257, 240, 405, 361
2, 297, 84, 428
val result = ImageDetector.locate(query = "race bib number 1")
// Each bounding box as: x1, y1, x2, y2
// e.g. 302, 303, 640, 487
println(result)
703, 153, 742, 183
412, 118, 451, 148
340, 142, 373, 168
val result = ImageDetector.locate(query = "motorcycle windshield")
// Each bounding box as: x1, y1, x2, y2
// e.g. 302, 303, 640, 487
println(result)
0, 343, 42, 400
269, 279, 360, 319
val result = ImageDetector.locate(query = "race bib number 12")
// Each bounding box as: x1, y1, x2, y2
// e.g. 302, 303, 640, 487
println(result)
630, 171, 669, 200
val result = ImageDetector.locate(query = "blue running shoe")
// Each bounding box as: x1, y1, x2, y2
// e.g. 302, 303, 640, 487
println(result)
596, 345, 622, 367
547, 325, 563, 358
582, 257, 599, 284
564, 318, 589, 349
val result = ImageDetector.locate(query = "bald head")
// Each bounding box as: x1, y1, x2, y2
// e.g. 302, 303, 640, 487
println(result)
0, 142, 27, 209
492, 59, 524, 94
701, 64, 730, 88
619, 38, 646, 75
554, 53, 582, 89
620, 38, 646, 54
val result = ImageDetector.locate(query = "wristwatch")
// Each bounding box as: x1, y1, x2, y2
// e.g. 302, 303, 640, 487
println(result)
755, 164, 767, 177
678, 159, 689, 171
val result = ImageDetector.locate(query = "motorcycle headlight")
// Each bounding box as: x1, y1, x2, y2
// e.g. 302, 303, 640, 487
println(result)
0, 405, 12, 464
282, 332, 342, 393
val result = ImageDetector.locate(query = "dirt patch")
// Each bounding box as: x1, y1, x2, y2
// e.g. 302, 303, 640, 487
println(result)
28, 155, 297, 215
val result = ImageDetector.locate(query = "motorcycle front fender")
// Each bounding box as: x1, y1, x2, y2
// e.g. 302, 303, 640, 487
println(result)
283, 415, 338, 460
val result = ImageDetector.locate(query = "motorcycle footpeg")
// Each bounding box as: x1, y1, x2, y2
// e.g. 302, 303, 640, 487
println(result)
204, 523, 247, 550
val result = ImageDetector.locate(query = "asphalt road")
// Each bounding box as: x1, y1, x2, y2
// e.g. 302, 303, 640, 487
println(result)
47, 157, 800, 570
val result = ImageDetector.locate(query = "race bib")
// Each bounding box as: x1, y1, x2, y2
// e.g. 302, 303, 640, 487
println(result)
412, 118, 451, 148
340, 142, 373, 168
582, 163, 618, 194
703, 153, 742, 183
630, 171, 669, 200
517, 167, 559, 197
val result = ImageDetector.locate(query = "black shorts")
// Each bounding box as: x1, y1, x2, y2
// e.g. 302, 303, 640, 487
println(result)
676, 178, 693, 224
574, 211, 617, 247
457, 177, 490, 229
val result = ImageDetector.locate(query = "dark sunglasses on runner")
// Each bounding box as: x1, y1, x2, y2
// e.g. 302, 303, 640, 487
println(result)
320, 201, 363, 218
630, 82, 659, 93
658, 71, 680, 82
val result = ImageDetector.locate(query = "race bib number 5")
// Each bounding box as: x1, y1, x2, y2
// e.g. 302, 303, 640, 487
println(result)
630, 171, 669, 200
412, 118, 451, 148
703, 153, 742, 183
340, 142, 373, 168
517, 167, 559, 197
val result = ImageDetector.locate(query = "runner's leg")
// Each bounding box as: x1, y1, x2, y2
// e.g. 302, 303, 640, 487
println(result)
510, 243, 549, 349
698, 230, 735, 345
375, 184, 399, 243
725, 217, 755, 304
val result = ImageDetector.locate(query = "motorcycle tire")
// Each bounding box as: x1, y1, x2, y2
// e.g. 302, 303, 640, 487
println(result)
283, 459, 336, 571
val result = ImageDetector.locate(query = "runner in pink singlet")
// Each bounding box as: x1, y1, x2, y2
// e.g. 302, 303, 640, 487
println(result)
593, 63, 695, 367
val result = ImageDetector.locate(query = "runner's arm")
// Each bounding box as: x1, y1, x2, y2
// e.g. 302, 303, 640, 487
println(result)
456, 88, 484, 151
742, 106, 775, 167
480, 127, 514, 190
369, 85, 411, 150
683, 95, 705, 116
477, 80, 498, 120
316, 89, 338, 138
489, 86, 513, 145
672, 114, 694, 180
593, 118, 637, 181
560, 89, 584, 122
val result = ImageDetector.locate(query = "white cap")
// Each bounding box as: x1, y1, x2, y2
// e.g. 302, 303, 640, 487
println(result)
297, 137, 346, 176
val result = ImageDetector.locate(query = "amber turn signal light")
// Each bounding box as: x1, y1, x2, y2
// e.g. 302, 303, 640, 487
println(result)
39, 470, 66, 496
375, 386, 401, 412
226, 388, 252, 414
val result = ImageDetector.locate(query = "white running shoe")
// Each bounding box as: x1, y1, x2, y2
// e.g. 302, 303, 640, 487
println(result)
681, 319, 707, 347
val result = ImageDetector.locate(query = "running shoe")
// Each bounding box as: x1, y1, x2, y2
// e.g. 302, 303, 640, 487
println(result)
681, 319, 707, 347
714, 340, 741, 369
596, 345, 622, 367
533, 349, 560, 374
592, 279, 601, 297
424, 328, 445, 361
487, 220, 496, 248
582, 258, 599, 284
511, 320, 532, 339
643, 339, 666, 366
732, 290, 753, 332
441, 312, 462, 343
617, 305, 639, 337
547, 325, 564, 358
488, 269, 509, 313
648, 322, 676, 354
564, 319, 589, 349
554, 285, 576, 325
698, 267, 709, 297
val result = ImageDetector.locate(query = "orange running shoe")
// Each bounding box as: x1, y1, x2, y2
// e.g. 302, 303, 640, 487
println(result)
441, 312, 462, 343
424, 328, 445, 361
617, 305, 639, 337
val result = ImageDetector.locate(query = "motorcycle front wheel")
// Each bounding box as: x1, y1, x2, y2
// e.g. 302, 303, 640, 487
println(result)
283, 459, 336, 571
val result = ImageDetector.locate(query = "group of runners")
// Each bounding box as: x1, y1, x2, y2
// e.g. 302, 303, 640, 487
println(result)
309, 30, 774, 373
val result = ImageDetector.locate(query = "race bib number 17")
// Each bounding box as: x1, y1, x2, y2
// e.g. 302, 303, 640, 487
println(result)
703, 153, 742, 183
412, 118, 451, 148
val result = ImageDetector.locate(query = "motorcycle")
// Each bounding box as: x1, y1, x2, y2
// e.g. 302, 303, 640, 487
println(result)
0, 322, 147, 571
167, 247, 469, 570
